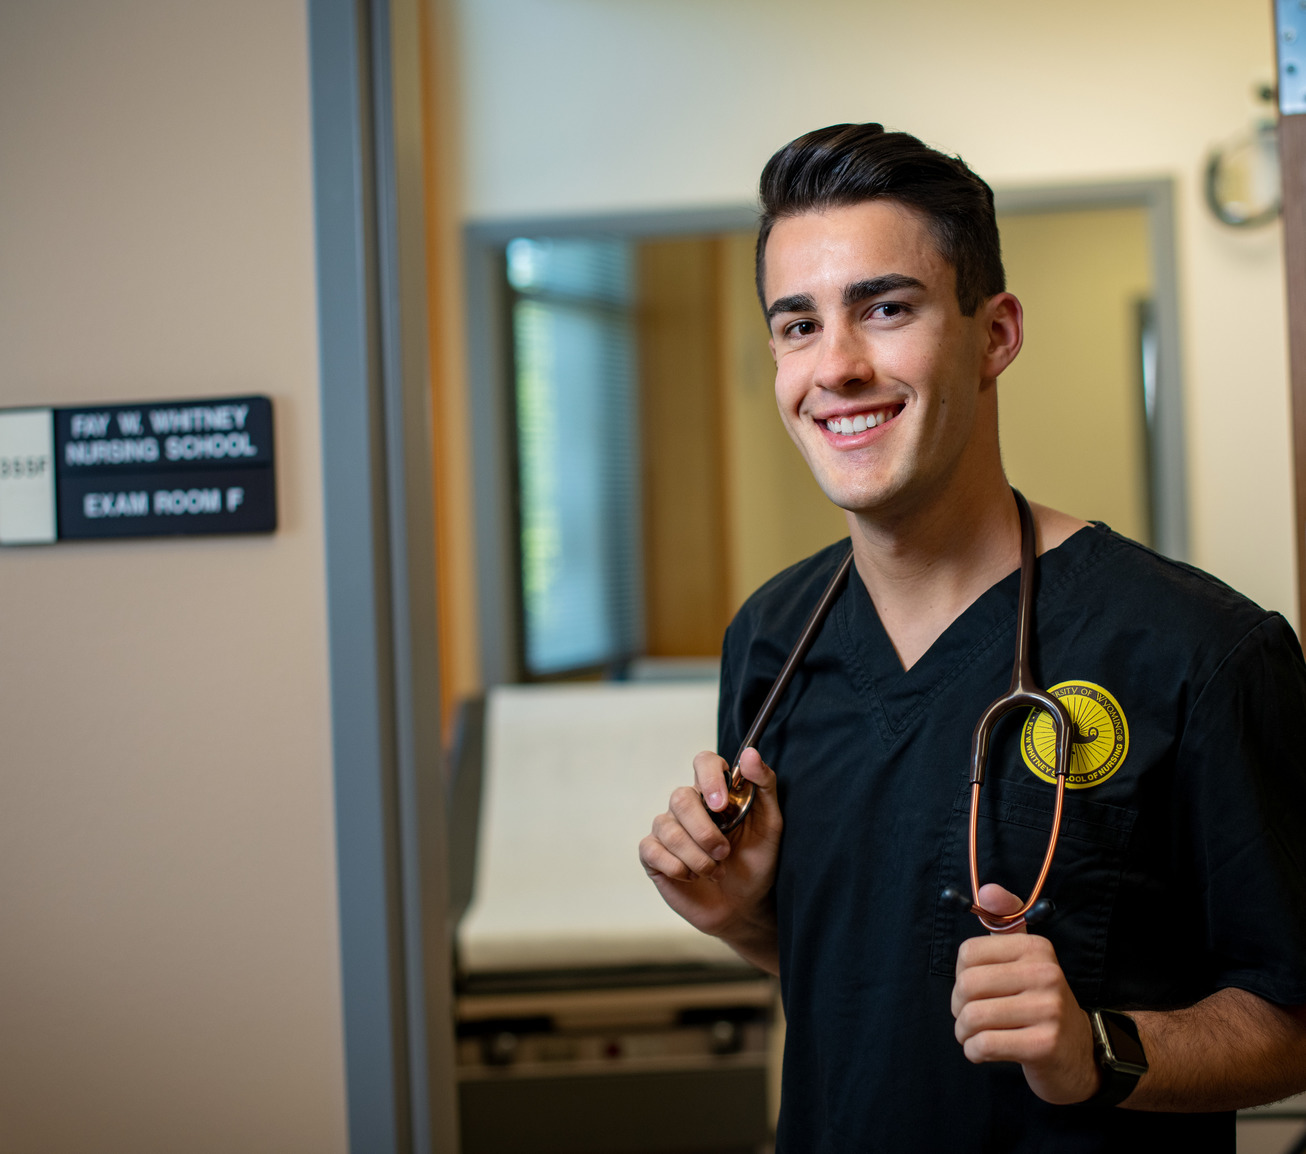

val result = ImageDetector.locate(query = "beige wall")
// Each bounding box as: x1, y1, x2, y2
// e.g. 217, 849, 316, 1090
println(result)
1000, 206, 1155, 541
0, 4, 347, 1151
637, 239, 734, 654
456, 0, 1296, 626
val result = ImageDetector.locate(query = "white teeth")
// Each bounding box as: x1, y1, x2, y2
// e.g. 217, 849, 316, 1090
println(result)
826, 409, 894, 435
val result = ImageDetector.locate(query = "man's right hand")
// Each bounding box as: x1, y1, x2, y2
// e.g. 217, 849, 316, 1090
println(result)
638, 747, 782, 974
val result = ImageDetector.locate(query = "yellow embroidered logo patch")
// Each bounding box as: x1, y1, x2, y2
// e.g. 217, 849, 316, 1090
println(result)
1020, 681, 1129, 789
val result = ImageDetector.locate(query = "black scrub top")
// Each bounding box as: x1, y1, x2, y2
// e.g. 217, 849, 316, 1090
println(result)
718, 524, 1306, 1154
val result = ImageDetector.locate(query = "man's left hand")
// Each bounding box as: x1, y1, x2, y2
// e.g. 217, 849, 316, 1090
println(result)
951, 883, 1102, 1105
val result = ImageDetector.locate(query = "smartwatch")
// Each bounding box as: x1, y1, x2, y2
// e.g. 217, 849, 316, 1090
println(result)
1087, 1008, 1148, 1107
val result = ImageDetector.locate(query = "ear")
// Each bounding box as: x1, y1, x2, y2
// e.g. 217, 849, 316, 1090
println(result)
979, 292, 1023, 379
768, 336, 777, 365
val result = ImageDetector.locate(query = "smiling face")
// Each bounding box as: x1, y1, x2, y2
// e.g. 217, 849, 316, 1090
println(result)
763, 199, 1020, 524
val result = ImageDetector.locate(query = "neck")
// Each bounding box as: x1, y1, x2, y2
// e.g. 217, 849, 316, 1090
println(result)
847, 470, 1022, 671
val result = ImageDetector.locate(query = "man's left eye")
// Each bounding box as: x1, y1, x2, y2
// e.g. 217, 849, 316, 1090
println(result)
871, 302, 906, 319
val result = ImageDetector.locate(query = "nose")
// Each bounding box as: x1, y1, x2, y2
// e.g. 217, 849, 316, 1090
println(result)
811, 318, 872, 391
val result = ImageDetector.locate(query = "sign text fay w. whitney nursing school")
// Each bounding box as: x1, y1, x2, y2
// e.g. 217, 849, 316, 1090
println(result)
0, 395, 276, 544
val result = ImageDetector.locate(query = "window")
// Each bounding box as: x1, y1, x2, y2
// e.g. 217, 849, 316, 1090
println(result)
506, 237, 643, 676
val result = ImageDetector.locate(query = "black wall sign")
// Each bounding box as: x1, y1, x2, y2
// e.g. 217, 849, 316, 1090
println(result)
0, 395, 276, 544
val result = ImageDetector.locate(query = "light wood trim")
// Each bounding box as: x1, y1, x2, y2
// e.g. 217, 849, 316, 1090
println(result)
421, 0, 480, 726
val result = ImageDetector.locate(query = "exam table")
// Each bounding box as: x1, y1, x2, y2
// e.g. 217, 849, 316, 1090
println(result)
449, 682, 774, 1154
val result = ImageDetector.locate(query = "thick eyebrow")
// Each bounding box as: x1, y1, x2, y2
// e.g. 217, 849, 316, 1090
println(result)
765, 274, 928, 323
765, 292, 816, 322
843, 274, 926, 306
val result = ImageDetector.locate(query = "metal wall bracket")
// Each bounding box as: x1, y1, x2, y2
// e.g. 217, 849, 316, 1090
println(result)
1278, 0, 1306, 115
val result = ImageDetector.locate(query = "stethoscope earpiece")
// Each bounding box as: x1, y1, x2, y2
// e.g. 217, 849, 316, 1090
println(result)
939, 885, 972, 912
1025, 897, 1056, 926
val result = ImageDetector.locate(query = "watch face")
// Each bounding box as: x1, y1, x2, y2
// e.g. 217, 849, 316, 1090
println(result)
1108, 1023, 1145, 1065
1099, 1011, 1147, 1072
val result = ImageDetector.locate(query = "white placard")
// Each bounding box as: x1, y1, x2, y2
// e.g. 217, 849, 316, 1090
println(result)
0, 409, 56, 545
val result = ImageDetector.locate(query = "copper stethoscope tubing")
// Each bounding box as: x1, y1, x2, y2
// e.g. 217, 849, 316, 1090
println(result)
966, 490, 1073, 931
707, 489, 1073, 933
709, 548, 855, 834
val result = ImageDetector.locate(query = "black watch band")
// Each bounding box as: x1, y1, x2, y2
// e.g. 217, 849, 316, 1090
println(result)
1087, 1008, 1148, 1107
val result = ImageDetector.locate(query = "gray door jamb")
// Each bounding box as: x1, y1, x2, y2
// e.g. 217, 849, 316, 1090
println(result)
308, 1, 459, 1150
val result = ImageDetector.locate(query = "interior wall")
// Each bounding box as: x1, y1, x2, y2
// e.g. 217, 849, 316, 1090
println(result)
0, 4, 347, 1152
999, 206, 1154, 541
637, 238, 732, 655
455, 0, 1295, 625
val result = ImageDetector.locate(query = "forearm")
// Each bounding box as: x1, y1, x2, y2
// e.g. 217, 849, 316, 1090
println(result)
718, 898, 781, 977
1124, 988, 1306, 1111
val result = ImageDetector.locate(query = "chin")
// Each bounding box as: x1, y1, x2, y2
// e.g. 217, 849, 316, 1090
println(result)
813, 474, 902, 516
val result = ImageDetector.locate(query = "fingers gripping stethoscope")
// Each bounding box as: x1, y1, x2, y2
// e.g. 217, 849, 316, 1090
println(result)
705, 489, 1074, 933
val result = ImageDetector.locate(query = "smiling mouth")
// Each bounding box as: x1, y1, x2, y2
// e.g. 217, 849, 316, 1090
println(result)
822, 405, 904, 436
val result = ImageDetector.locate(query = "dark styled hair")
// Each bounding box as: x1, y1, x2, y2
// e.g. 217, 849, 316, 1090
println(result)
755, 123, 1004, 317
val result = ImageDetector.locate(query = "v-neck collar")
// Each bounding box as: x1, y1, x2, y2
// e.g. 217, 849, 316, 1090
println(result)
833, 522, 1106, 745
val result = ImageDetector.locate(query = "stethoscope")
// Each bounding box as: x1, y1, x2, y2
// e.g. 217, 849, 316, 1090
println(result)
706, 489, 1074, 933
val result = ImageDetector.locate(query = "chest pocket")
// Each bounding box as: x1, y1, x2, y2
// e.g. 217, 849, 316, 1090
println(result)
928, 776, 1136, 1006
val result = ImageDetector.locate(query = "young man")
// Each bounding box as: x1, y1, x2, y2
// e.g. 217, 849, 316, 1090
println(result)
639, 124, 1306, 1151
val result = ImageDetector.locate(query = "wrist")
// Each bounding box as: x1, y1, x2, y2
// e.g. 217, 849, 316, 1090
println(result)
717, 901, 779, 972
1073, 1016, 1105, 1102
1050, 1009, 1104, 1105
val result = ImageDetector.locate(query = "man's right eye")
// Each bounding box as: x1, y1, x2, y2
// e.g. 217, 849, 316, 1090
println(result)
785, 319, 817, 338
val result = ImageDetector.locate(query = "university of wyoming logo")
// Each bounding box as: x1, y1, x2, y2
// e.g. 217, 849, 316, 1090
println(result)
1020, 681, 1129, 789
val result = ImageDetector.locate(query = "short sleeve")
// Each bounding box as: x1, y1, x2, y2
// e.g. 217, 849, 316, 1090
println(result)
1176, 613, 1306, 1005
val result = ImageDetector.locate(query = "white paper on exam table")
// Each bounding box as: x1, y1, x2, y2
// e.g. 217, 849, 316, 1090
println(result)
458, 682, 744, 973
